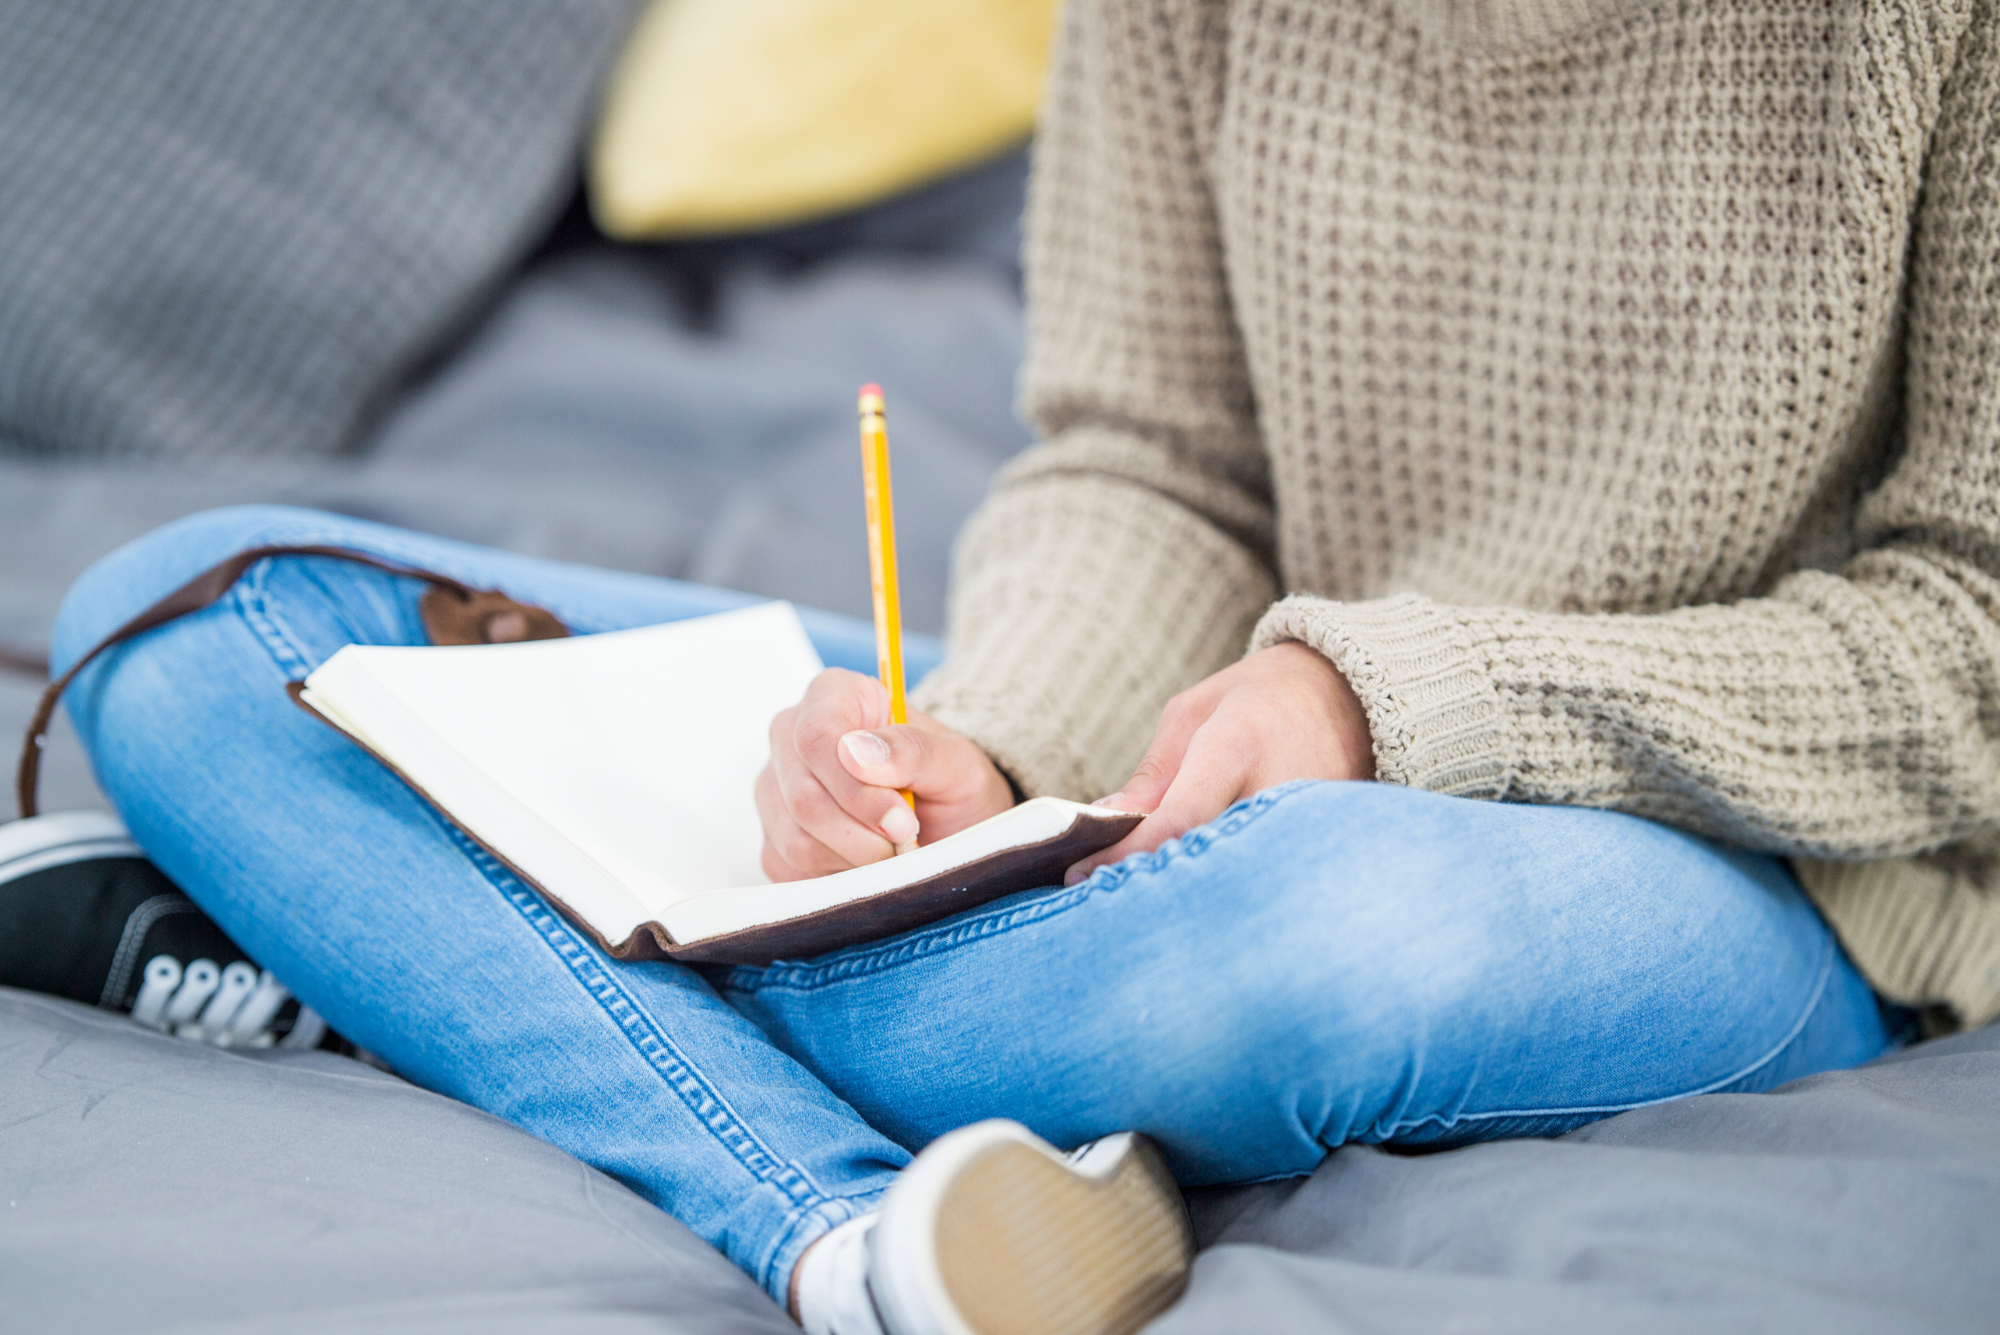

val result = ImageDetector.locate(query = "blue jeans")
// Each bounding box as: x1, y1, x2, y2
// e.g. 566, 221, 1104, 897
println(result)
53, 506, 1899, 1305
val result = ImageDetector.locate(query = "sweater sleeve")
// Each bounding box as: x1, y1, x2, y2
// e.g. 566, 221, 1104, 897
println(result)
911, 0, 1278, 801
1252, 13, 2000, 860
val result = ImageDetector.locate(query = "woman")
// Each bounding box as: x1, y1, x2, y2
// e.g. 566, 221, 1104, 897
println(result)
31, 1, 2000, 1332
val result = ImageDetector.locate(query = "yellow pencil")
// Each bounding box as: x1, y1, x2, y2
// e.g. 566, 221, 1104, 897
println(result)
857, 383, 918, 855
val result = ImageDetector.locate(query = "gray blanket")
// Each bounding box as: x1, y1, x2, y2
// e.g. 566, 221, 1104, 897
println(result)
4, 985, 1994, 1333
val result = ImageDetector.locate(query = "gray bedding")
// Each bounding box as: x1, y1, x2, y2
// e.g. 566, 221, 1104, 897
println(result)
5, 985, 1995, 1334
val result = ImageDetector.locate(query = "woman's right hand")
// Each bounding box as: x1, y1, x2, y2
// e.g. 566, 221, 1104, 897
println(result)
755, 667, 1016, 882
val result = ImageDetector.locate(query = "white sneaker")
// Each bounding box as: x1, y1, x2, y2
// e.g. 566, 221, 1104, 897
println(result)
798, 1120, 1195, 1335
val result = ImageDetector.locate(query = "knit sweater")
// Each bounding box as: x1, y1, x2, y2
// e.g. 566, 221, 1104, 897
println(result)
912, 0, 2000, 1027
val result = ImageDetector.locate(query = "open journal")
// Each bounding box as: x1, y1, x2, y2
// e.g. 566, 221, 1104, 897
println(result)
291, 602, 1139, 964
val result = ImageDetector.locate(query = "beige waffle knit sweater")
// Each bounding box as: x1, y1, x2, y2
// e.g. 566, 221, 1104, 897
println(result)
912, 0, 2000, 1027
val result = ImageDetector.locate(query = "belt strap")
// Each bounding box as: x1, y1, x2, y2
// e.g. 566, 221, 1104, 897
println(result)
17, 544, 568, 819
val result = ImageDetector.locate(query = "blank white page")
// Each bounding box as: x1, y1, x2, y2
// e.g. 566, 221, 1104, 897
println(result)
319, 602, 822, 918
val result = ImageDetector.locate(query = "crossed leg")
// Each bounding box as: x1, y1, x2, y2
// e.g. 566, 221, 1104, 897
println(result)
53, 505, 1896, 1304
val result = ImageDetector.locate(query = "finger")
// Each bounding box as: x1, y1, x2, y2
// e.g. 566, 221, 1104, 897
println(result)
756, 765, 819, 882
833, 724, 970, 803
755, 761, 868, 880
1064, 727, 1250, 884
839, 710, 1020, 844
776, 679, 912, 835
758, 782, 820, 884
767, 712, 898, 869
1111, 682, 1225, 814
831, 730, 925, 848
788, 678, 927, 842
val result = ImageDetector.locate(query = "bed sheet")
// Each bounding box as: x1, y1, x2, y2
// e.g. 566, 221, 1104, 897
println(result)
5, 986, 1993, 1334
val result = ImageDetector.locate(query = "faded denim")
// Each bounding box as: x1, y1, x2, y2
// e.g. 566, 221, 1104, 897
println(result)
52, 506, 1898, 1302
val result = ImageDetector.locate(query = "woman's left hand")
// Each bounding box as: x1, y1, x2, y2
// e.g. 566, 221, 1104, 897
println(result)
1063, 642, 1375, 883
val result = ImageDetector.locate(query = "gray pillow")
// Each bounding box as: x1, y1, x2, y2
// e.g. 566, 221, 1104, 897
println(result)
0, 1, 633, 462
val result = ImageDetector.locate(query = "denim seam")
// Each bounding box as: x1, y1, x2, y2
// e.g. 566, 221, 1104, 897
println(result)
730, 781, 1317, 994
235, 562, 319, 680
236, 556, 825, 1192
1372, 924, 1839, 1139
221, 539, 866, 1296
441, 826, 871, 1296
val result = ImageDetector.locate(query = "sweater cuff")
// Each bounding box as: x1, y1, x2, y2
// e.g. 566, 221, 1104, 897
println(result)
1250, 593, 1512, 799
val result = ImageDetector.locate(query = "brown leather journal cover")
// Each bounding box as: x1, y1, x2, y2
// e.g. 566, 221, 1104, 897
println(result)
286, 683, 1139, 965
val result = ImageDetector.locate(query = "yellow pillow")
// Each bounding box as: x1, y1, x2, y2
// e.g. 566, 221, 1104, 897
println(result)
590, 0, 1060, 238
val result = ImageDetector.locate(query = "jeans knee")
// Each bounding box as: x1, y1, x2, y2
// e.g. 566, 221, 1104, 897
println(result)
52, 505, 343, 674
1179, 783, 1518, 1020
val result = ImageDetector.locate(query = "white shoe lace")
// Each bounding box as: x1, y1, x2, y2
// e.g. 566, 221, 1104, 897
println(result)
128, 953, 327, 1049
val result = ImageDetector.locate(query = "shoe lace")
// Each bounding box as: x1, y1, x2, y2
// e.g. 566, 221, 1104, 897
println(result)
129, 953, 327, 1049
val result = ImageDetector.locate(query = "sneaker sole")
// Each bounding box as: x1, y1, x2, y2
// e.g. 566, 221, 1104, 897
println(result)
874, 1122, 1194, 1335
0, 811, 141, 885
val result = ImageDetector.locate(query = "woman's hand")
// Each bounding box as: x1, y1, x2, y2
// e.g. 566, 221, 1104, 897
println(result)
756, 668, 1016, 882
1064, 642, 1374, 883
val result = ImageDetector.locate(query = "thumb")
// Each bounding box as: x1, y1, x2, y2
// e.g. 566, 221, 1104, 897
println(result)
1109, 688, 1216, 814
838, 724, 951, 795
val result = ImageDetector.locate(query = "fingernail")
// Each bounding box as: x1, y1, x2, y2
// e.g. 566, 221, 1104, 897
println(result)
841, 731, 892, 771
881, 802, 919, 844
1063, 864, 1087, 886
1092, 792, 1127, 808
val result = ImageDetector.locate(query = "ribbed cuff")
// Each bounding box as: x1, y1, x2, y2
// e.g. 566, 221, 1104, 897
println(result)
1250, 593, 1512, 799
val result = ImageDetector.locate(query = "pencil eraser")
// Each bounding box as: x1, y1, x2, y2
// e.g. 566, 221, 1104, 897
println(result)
858, 383, 884, 410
